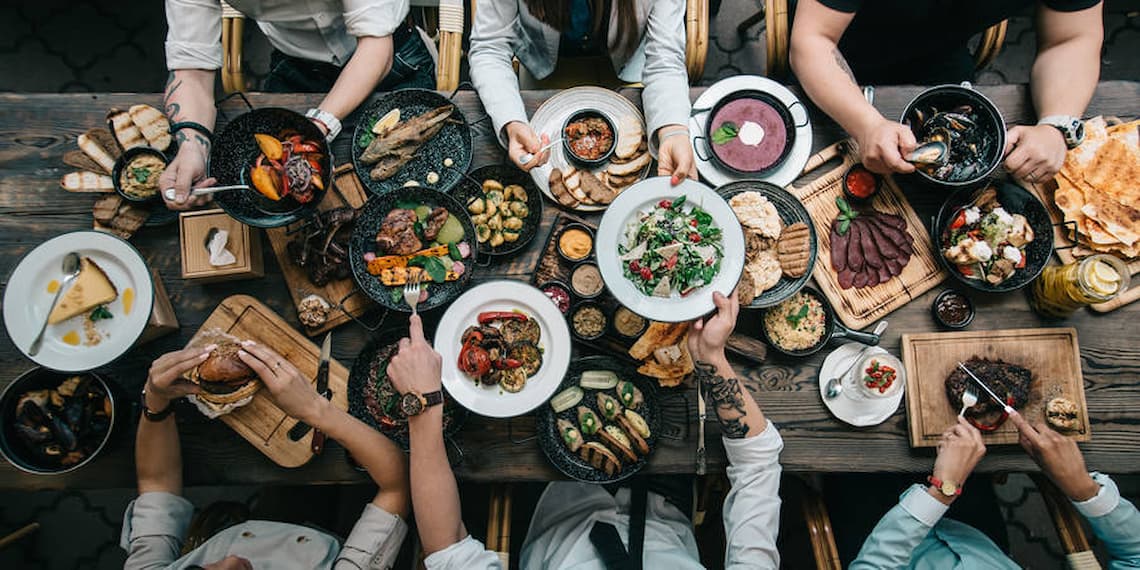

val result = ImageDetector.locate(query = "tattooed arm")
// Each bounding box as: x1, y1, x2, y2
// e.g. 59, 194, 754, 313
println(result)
158, 70, 217, 210
789, 0, 916, 174
688, 292, 765, 437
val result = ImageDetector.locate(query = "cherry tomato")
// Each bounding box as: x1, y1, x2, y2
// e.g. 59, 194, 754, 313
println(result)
950, 210, 968, 230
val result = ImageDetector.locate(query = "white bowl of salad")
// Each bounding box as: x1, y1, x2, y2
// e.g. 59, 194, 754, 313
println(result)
595, 177, 746, 322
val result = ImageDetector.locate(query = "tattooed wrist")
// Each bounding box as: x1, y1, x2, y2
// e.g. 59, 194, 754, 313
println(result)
695, 361, 750, 439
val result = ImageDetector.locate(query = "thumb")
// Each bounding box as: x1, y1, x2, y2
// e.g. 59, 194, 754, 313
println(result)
897, 124, 918, 153
1004, 127, 1023, 156
519, 127, 541, 153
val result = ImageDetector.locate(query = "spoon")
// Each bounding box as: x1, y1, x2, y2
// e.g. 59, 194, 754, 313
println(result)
163, 185, 250, 201
824, 320, 889, 400
905, 141, 949, 165
519, 138, 563, 165
28, 252, 82, 356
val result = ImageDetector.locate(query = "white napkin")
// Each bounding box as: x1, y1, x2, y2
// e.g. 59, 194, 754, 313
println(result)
207, 229, 237, 266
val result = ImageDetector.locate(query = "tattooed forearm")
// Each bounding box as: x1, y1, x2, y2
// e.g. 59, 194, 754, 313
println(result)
832, 47, 856, 82
163, 72, 184, 120
695, 361, 750, 439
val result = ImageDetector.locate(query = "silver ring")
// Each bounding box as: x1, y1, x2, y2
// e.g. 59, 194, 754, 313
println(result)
274, 362, 283, 369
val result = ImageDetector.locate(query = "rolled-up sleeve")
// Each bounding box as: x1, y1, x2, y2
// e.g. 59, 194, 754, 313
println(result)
722, 420, 784, 569
334, 504, 409, 569
343, 0, 410, 38
164, 0, 223, 70
1075, 472, 1140, 568
640, 0, 690, 152
120, 491, 194, 570
424, 535, 503, 570
469, 0, 529, 148
850, 485, 949, 570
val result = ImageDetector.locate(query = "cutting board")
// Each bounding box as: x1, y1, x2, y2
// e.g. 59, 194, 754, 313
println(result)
901, 327, 1089, 448
266, 163, 374, 336
188, 294, 350, 467
789, 142, 946, 329
1026, 178, 1140, 313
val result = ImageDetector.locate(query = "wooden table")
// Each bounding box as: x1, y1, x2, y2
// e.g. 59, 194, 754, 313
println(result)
1, 82, 1138, 491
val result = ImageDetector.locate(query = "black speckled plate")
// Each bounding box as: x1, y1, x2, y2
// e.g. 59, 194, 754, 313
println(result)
535, 355, 659, 484
346, 328, 466, 451
351, 89, 472, 196
348, 187, 476, 312
209, 108, 332, 228
717, 180, 818, 309
452, 164, 544, 258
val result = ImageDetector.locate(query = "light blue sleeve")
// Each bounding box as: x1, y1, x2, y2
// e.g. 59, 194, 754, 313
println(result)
722, 420, 783, 569
639, 0, 691, 153
121, 491, 194, 570
850, 484, 948, 570
423, 535, 503, 570
1075, 473, 1140, 569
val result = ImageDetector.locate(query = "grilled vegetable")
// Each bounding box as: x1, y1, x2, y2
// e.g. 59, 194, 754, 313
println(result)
550, 387, 584, 413
579, 370, 619, 390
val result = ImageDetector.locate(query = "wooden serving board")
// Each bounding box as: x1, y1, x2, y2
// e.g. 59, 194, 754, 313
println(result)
901, 327, 1089, 448
266, 163, 374, 336
1025, 179, 1140, 313
188, 294, 350, 467
790, 142, 946, 329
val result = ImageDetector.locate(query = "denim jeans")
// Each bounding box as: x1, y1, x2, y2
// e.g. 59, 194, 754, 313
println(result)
262, 30, 436, 93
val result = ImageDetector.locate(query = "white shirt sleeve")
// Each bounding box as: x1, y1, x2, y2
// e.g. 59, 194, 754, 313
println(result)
640, 0, 691, 152
423, 535, 503, 570
722, 420, 784, 569
469, 0, 530, 148
343, 0, 410, 38
334, 504, 409, 570
164, 0, 224, 70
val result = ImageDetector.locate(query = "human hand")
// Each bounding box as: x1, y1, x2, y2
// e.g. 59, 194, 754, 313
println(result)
855, 118, 917, 175
657, 126, 698, 185
505, 121, 550, 171
145, 345, 215, 408
1010, 410, 1100, 501
237, 341, 328, 426
1003, 125, 1067, 183
386, 315, 443, 396
688, 291, 739, 364
159, 139, 215, 210
930, 416, 987, 504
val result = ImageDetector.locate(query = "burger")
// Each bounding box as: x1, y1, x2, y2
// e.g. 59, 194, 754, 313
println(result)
190, 340, 261, 406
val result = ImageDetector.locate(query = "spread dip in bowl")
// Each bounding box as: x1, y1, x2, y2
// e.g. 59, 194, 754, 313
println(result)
932, 289, 975, 329
558, 225, 594, 262
612, 307, 647, 339
571, 262, 604, 298
562, 110, 615, 166
114, 148, 168, 202
708, 93, 790, 174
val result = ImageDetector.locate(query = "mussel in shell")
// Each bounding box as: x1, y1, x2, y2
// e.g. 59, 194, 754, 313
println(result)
9, 375, 111, 470
908, 105, 994, 183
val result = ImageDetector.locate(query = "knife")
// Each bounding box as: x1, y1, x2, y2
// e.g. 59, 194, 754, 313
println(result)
956, 362, 1014, 414
287, 333, 333, 446
696, 380, 707, 476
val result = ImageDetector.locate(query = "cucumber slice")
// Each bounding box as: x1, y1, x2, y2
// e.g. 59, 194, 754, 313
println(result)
579, 370, 619, 390
549, 386, 584, 413
414, 205, 432, 221
435, 214, 465, 244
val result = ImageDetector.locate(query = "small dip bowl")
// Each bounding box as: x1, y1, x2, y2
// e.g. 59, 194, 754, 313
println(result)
842, 164, 879, 202
562, 109, 616, 167
569, 301, 608, 341
611, 306, 648, 339
557, 223, 595, 263
849, 352, 905, 400
932, 289, 975, 329
570, 262, 605, 299
538, 280, 572, 314
112, 147, 168, 203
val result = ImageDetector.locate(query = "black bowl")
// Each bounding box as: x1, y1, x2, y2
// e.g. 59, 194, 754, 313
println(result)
452, 164, 544, 258
934, 182, 1053, 293
841, 164, 880, 203
348, 187, 476, 312
112, 147, 168, 203
760, 286, 881, 357
562, 109, 617, 167
569, 300, 608, 341
209, 108, 332, 228
901, 83, 1006, 189
556, 223, 596, 264
0, 368, 118, 475
931, 289, 976, 329
703, 90, 797, 177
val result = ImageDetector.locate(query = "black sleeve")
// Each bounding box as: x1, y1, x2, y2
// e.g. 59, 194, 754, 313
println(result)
818, 0, 862, 14
1041, 0, 1101, 12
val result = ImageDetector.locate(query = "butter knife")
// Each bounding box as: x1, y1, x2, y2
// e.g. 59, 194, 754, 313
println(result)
956, 361, 1014, 414
696, 380, 707, 476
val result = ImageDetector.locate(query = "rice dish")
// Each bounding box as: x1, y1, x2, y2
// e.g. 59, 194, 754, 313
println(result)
764, 292, 826, 351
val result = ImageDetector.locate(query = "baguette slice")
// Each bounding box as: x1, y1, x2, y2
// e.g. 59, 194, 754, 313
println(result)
599, 425, 639, 463
579, 442, 621, 476
61, 171, 114, 193
78, 130, 118, 174
107, 108, 147, 150
129, 104, 172, 151
63, 150, 109, 175
548, 168, 579, 208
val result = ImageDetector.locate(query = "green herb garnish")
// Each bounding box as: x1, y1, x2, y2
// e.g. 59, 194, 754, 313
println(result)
90, 305, 113, 321
408, 255, 449, 282
448, 243, 462, 260
712, 122, 738, 145
785, 304, 810, 328
835, 196, 860, 235
130, 167, 151, 184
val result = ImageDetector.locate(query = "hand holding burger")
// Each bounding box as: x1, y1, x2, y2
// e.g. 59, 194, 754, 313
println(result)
189, 338, 262, 407
145, 345, 216, 410
237, 340, 329, 426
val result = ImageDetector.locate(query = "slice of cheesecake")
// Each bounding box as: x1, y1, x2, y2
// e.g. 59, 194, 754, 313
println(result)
48, 257, 118, 324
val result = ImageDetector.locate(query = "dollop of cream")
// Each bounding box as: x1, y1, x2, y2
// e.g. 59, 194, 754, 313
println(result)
738, 121, 766, 146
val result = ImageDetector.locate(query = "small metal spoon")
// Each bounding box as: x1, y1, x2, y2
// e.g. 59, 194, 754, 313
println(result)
824, 377, 844, 399
824, 321, 889, 400
519, 138, 563, 165
163, 185, 250, 201
29, 252, 82, 356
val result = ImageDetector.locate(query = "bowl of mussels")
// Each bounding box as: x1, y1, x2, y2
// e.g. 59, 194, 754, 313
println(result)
901, 82, 1006, 188
0, 368, 117, 475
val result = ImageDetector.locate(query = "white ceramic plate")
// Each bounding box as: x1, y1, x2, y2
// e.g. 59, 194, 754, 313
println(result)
595, 177, 746, 322
690, 75, 813, 188
435, 280, 571, 418
819, 344, 906, 427
4, 231, 155, 372
528, 86, 651, 212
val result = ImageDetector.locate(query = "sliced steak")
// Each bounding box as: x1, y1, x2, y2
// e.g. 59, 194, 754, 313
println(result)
846, 222, 865, 273
830, 219, 849, 273
861, 220, 902, 259
855, 219, 883, 269
838, 268, 855, 289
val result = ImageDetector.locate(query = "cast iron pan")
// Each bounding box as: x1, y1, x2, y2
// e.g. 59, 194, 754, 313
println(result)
934, 182, 1053, 293
209, 108, 332, 228
760, 286, 880, 357
717, 180, 818, 308
452, 164, 544, 258
348, 187, 476, 313
535, 355, 660, 485
701, 90, 797, 177
346, 327, 466, 451
351, 88, 473, 196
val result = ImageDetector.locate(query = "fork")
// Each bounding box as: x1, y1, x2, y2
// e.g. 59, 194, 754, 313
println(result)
958, 384, 979, 417
403, 270, 423, 316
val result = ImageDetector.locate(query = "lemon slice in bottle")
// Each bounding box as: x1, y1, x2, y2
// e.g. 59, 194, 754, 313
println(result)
1085, 260, 1121, 296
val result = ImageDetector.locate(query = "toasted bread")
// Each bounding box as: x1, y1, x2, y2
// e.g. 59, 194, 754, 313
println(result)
548, 168, 579, 208
598, 426, 638, 463
63, 150, 110, 175
614, 116, 644, 159
579, 170, 615, 205
617, 415, 650, 455
78, 129, 118, 174
629, 322, 690, 361
607, 152, 651, 177
60, 171, 114, 193
129, 104, 172, 151
579, 442, 621, 475
107, 108, 146, 150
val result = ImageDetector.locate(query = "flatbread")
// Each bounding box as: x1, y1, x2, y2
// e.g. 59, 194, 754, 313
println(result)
748, 250, 783, 294
607, 152, 651, 177
776, 222, 812, 278
1084, 138, 1140, 208
729, 192, 782, 239
629, 322, 689, 361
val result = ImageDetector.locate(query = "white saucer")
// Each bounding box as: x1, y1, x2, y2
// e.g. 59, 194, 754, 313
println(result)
819, 343, 905, 427
689, 75, 813, 188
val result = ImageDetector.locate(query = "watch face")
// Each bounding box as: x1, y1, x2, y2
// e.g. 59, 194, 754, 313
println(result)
400, 392, 425, 416
941, 481, 957, 495
1074, 121, 1085, 140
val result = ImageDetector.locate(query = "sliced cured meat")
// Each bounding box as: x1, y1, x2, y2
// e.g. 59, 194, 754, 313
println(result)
830, 219, 849, 273
838, 268, 855, 289
877, 264, 892, 284
875, 212, 908, 232
853, 269, 870, 288
861, 220, 902, 259
884, 256, 905, 276
874, 219, 913, 254
854, 219, 883, 269
846, 222, 865, 273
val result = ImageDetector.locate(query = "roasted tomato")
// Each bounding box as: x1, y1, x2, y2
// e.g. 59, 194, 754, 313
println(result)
458, 343, 491, 378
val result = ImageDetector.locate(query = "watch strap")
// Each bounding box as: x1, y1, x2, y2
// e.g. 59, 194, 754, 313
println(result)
927, 475, 963, 496
140, 388, 176, 422
1037, 115, 1084, 149
306, 108, 342, 142
423, 390, 444, 407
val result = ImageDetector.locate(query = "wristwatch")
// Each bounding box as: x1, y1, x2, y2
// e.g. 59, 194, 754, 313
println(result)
1037, 115, 1085, 149
140, 386, 176, 422
399, 390, 444, 416
305, 108, 342, 142
927, 475, 963, 498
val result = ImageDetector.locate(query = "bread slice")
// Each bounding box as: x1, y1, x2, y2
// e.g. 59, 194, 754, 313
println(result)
129, 104, 172, 151
63, 150, 110, 174
629, 322, 689, 360
599, 426, 639, 463
607, 152, 651, 177
548, 168, 579, 208
579, 170, 615, 205
617, 415, 650, 455
614, 116, 644, 159
107, 108, 147, 150
78, 130, 118, 174
579, 442, 621, 476
60, 171, 114, 193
